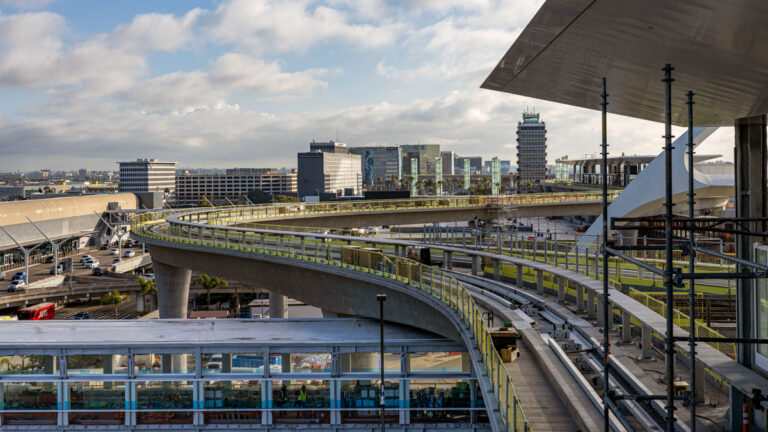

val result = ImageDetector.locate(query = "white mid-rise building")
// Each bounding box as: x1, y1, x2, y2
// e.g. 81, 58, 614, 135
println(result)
298, 149, 362, 198
117, 158, 176, 196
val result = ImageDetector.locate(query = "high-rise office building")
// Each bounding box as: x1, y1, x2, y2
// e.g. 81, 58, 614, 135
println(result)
349, 146, 402, 186
440, 151, 455, 175
516, 112, 547, 184
500, 160, 512, 174
298, 142, 362, 198
117, 158, 176, 196
401, 144, 440, 176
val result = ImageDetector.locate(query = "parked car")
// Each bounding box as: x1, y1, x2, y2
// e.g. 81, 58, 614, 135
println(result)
92, 268, 104, 276
112, 258, 121, 265
8, 279, 26, 292
45, 256, 55, 263
85, 260, 99, 269
142, 273, 155, 281
74, 312, 90, 320
99, 244, 109, 250
0, 271, 6, 281
80, 255, 93, 263
123, 250, 136, 258
109, 248, 120, 255
11, 272, 26, 281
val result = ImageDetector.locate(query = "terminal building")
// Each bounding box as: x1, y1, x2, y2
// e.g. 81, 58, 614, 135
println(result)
117, 159, 176, 197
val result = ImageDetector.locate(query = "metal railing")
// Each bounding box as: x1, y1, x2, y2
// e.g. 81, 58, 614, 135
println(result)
131, 210, 532, 432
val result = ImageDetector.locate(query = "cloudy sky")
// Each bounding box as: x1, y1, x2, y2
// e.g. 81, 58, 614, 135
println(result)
0, 0, 733, 171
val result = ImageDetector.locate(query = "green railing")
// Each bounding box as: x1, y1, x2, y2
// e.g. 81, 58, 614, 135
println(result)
131, 210, 533, 432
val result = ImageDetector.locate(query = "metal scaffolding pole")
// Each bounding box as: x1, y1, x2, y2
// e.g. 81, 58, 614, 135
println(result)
686, 90, 698, 430
600, 76, 612, 432
662, 63, 677, 432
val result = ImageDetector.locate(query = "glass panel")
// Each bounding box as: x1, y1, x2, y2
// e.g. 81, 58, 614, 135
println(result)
289, 353, 331, 373
340, 353, 400, 373
70, 382, 125, 410
409, 379, 472, 423
271, 380, 330, 409
67, 355, 127, 375
202, 353, 271, 374
204, 410, 261, 425
2, 412, 57, 425
0, 355, 58, 375
409, 352, 465, 372
340, 380, 400, 424
134, 354, 194, 374
136, 382, 194, 410
203, 381, 261, 409
2, 382, 58, 410
69, 412, 125, 425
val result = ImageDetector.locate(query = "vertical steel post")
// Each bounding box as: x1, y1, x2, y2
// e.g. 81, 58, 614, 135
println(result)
377, 294, 387, 431
662, 63, 677, 431
686, 90, 697, 429
600, 77, 611, 432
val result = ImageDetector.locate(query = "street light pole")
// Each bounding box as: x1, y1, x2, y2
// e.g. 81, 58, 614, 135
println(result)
376, 293, 387, 431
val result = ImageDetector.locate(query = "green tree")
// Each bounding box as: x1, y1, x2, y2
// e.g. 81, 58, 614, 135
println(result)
101, 290, 129, 319
137, 276, 157, 312
192, 273, 229, 308
247, 189, 272, 204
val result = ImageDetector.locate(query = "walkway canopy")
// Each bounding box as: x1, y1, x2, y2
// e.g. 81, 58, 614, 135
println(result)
481, 0, 768, 126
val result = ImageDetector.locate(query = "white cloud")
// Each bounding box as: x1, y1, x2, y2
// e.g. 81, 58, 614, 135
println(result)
210, 53, 328, 95
109, 10, 204, 53
0, 0, 56, 10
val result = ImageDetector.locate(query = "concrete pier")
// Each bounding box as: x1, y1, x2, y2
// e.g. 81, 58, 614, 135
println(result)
154, 260, 192, 319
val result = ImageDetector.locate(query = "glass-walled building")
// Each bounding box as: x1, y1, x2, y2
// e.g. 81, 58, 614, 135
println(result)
0, 320, 489, 430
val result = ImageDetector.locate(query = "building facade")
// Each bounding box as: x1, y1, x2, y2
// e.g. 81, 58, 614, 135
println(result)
117, 159, 176, 196
298, 144, 362, 198
440, 151, 455, 175
349, 146, 402, 186
174, 172, 297, 204
310, 140, 349, 154
516, 112, 547, 184
401, 144, 440, 176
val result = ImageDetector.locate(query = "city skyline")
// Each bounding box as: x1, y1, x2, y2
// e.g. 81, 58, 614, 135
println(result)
0, 0, 734, 171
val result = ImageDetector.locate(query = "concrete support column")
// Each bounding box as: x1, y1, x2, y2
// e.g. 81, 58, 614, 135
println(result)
154, 260, 192, 319
732, 114, 766, 431
471, 255, 480, 276
535, 270, 543, 295
516, 264, 523, 287
694, 359, 706, 403
587, 290, 596, 319
641, 325, 653, 359
493, 259, 500, 281
282, 353, 291, 373
576, 285, 585, 312
44, 355, 56, 375
445, 252, 453, 270
596, 296, 605, 327
622, 310, 632, 343
269, 293, 288, 318
461, 353, 471, 372
222, 353, 232, 373
557, 278, 565, 303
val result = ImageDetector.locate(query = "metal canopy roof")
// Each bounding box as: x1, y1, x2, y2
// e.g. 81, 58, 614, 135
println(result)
481, 0, 768, 126
0, 318, 451, 349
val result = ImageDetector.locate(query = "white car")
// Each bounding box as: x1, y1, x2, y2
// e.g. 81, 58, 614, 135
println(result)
123, 250, 136, 258
80, 255, 93, 263
85, 260, 99, 269
142, 273, 155, 281
109, 248, 120, 256
8, 279, 26, 292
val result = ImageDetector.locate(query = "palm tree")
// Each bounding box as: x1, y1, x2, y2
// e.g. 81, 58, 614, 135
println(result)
136, 276, 157, 312
192, 273, 228, 309
101, 290, 129, 319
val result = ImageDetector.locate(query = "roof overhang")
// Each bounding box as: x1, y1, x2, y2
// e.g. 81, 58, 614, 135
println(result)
482, 0, 768, 126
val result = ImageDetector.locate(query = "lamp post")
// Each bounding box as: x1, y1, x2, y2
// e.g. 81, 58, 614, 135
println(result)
376, 293, 387, 431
